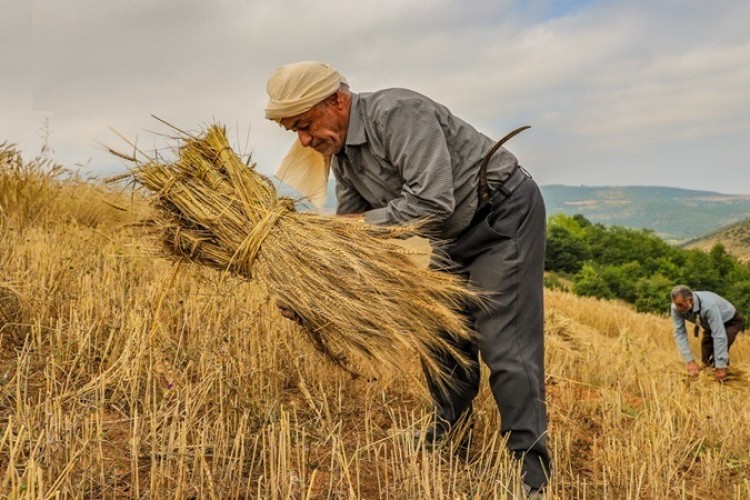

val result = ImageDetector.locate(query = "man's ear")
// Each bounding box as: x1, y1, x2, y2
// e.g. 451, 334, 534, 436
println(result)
327, 91, 345, 110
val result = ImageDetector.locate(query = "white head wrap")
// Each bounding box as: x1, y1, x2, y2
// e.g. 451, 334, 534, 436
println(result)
265, 61, 347, 120
265, 61, 347, 209
264, 62, 432, 267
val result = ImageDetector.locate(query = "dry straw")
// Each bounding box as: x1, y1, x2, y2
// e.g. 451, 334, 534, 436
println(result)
0, 282, 23, 329
112, 123, 479, 394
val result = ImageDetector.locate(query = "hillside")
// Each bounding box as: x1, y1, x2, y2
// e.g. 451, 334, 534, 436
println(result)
540, 185, 750, 243
684, 217, 750, 262
4, 146, 750, 498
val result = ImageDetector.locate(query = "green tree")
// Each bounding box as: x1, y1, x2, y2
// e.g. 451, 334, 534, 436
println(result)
727, 280, 750, 319
709, 244, 736, 281
546, 224, 591, 273
573, 263, 613, 299
586, 225, 673, 268
633, 274, 672, 314
549, 213, 589, 237
599, 262, 644, 302
679, 249, 722, 293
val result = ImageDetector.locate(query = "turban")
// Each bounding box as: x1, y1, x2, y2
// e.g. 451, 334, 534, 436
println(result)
265, 61, 347, 120
266, 61, 347, 209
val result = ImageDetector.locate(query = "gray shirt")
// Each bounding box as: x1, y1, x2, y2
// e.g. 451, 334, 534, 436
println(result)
671, 290, 736, 368
332, 89, 518, 240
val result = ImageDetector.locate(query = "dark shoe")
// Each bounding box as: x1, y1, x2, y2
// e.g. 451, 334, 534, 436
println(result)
522, 483, 547, 499
413, 416, 475, 460
413, 418, 452, 446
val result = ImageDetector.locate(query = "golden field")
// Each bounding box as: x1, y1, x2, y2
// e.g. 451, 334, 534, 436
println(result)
1, 146, 749, 499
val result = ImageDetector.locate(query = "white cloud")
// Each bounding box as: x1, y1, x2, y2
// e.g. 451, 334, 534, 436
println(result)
1, 0, 749, 193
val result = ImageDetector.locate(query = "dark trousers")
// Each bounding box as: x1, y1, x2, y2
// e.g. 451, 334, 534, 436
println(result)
700, 313, 745, 366
429, 175, 550, 489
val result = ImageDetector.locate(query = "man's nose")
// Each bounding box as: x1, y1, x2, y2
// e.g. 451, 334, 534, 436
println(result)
298, 131, 313, 147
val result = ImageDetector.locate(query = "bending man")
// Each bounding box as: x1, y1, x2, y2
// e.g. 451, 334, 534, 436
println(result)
265, 61, 550, 492
670, 285, 745, 381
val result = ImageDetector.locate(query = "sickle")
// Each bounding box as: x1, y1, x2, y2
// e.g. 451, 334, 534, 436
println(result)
478, 125, 531, 206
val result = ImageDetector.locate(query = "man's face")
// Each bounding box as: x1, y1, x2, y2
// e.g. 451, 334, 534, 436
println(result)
279, 94, 348, 156
673, 295, 693, 313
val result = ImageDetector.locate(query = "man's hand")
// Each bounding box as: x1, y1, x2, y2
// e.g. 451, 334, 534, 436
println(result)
687, 360, 700, 377
715, 368, 728, 382
276, 298, 303, 325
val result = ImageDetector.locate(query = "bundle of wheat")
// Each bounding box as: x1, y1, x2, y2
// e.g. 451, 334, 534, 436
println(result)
114, 123, 479, 394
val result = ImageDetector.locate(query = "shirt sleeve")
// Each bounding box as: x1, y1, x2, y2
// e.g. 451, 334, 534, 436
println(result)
363, 99, 456, 229
335, 177, 371, 215
704, 306, 730, 368
671, 307, 694, 363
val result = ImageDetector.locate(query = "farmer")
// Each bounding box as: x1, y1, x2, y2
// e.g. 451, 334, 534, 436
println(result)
266, 61, 550, 493
670, 285, 745, 381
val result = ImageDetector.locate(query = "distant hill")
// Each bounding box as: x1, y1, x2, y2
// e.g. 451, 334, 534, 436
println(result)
540, 185, 750, 243
683, 217, 750, 262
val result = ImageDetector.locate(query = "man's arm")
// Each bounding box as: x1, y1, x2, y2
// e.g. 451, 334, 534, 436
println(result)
335, 176, 371, 215
671, 308, 694, 363
363, 99, 456, 228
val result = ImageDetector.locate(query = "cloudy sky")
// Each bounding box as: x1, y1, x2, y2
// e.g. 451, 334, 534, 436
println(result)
2, 0, 749, 194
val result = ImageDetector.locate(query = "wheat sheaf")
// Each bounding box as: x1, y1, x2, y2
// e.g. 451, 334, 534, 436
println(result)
112, 122, 480, 395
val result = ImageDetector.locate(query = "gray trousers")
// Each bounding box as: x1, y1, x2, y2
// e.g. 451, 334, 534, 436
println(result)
430, 174, 550, 489
700, 312, 745, 366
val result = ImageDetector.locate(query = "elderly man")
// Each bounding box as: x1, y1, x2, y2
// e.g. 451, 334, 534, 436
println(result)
266, 61, 550, 492
671, 285, 745, 381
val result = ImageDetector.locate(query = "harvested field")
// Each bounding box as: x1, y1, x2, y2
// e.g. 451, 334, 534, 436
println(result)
1, 142, 750, 498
